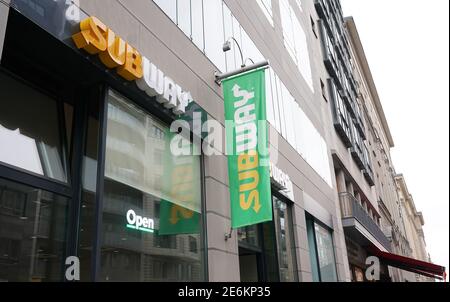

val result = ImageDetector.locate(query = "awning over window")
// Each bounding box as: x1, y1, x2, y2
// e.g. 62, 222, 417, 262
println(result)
368, 246, 446, 281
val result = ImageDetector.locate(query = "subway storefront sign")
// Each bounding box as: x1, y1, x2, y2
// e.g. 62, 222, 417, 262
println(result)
72, 16, 191, 115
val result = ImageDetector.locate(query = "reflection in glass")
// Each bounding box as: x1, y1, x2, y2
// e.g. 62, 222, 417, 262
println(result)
273, 196, 297, 282
262, 220, 278, 282
314, 222, 338, 282
0, 178, 68, 282
79, 94, 102, 281
306, 217, 320, 282
306, 215, 338, 282
100, 90, 204, 281
0, 73, 69, 182
237, 225, 259, 248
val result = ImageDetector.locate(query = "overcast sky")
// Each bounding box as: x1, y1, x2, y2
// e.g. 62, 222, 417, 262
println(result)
341, 0, 449, 281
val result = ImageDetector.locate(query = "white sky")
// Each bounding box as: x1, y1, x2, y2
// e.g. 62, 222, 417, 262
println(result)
341, 0, 449, 281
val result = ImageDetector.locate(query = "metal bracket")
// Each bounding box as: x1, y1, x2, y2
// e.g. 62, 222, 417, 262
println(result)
224, 227, 233, 241
215, 60, 270, 85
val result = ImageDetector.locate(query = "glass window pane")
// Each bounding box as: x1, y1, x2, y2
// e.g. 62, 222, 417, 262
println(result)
191, 0, 204, 51
100, 90, 205, 281
314, 222, 338, 282
203, 0, 226, 71
0, 72, 68, 183
237, 224, 260, 248
279, 0, 313, 91
64, 103, 74, 159
265, 69, 275, 126
232, 15, 243, 70
262, 220, 279, 282
256, 0, 274, 26
273, 196, 297, 282
292, 14, 313, 91
79, 94, 102, 281
278, 83, 288, 138
154, 0, 177, 22
293, 103, 304, 157
285, 95, 296, 148
177, 0, 191, 37
0, 178, 69, 282
306, 217, 320, 282
241, 28, 264, 64
272, 72, 282, 133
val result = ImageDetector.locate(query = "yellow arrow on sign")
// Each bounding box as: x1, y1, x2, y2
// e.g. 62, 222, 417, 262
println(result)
170, 204, 194, 225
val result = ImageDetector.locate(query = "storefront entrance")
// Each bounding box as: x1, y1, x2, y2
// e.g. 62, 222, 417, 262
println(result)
0, 9, 207, 282
237, 192, 298, 282
239, 247, 262, 282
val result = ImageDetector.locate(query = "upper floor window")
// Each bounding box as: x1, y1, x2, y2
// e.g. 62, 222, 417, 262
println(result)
256, 0, 274, 27
279, 0, 314, 91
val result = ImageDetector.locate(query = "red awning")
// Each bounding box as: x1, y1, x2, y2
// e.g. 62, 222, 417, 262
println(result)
368, 246, 446, 281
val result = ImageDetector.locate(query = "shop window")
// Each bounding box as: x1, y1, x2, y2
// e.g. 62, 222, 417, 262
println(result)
272, 195, 298, 282
0, 178, 69, 282
0, 72, 71, 183
99, 90, 205, 282
306, 214, 338, 282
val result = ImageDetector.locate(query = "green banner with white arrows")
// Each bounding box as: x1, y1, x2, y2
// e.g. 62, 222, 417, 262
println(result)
223, 68, 272, 229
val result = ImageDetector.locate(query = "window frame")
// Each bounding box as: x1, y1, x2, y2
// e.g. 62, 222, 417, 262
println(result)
90, 86, 209, 282
0, 67, 89, 281
306, 213, 339, 282
0, 69, 73, 193
271, 190, 299, 282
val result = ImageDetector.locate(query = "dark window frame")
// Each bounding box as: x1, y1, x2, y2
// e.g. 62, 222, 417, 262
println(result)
0, 67, 83, 281
305, 213, 339, 282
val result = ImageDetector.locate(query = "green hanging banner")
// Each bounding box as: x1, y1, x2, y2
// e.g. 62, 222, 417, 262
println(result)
222, 68, 272, 229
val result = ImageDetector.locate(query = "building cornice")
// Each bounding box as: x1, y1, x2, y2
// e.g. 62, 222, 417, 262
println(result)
344, 17, 395, 148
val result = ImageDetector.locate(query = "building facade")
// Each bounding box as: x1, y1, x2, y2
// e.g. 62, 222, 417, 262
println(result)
0, 0, 441, 282
396, 174, 435, 282
314, 0, 393, 281
343, 16, 410, 282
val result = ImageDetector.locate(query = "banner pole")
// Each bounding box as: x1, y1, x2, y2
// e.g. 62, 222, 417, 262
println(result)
215, 60, 269, 85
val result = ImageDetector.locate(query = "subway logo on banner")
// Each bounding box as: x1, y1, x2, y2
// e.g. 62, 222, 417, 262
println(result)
72, 16, 192, 115
223, 69, 272, 229
233, 84, 261, 213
